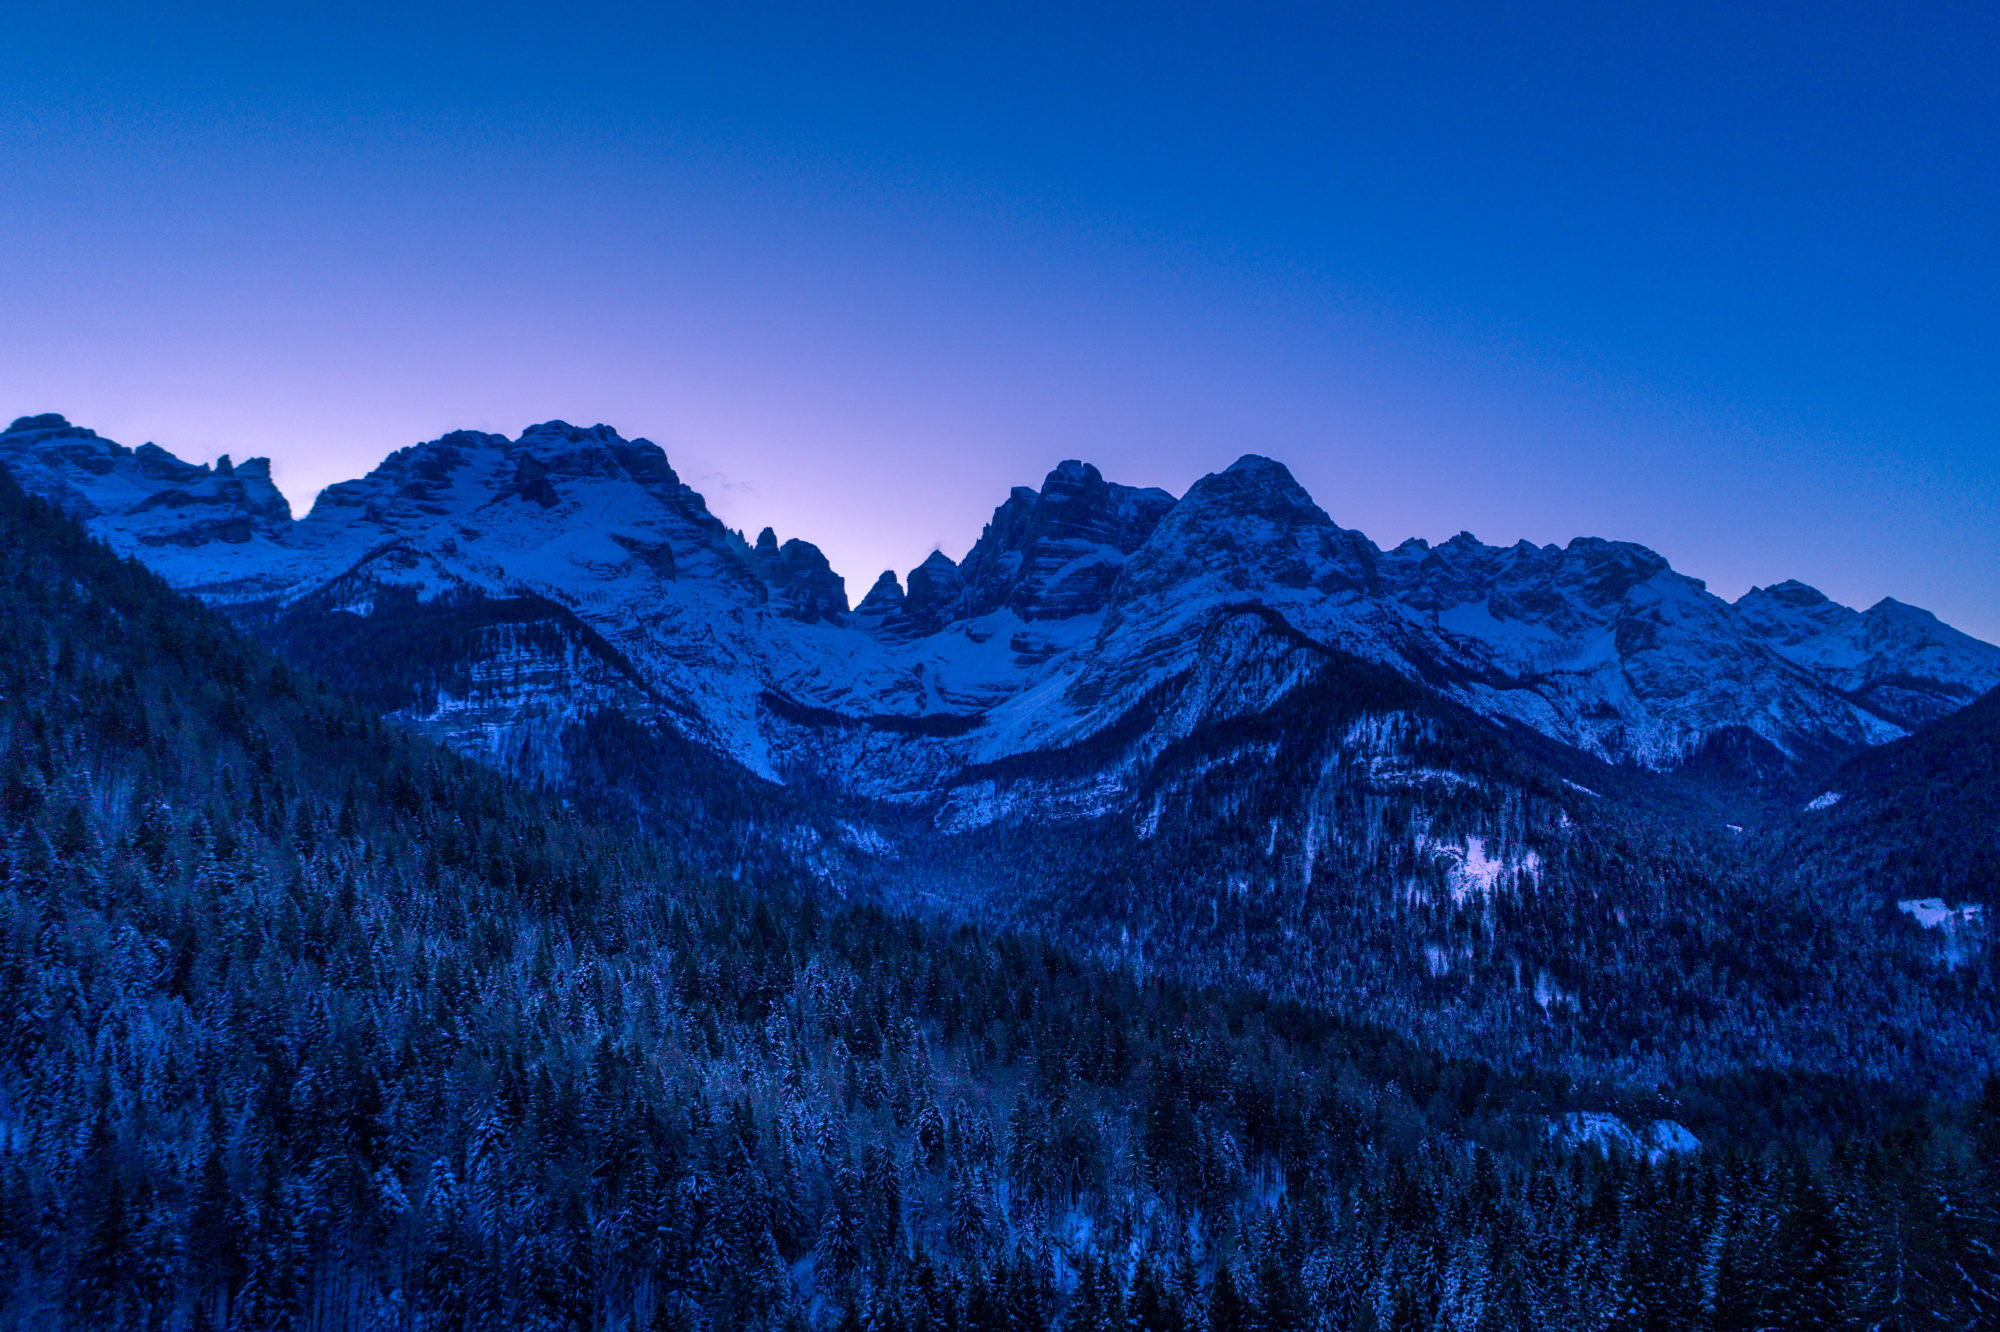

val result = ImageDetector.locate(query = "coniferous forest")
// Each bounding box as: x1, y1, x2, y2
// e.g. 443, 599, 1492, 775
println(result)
5, 465, 2000, 1332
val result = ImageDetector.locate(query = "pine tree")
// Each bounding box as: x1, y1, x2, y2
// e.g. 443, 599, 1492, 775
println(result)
66, 1093, 128, 1330
863, 1143, 903, 1270
817, 1165, 867, 1299
1129, 1253, 1187, 1332
1205, 1263, 1250, 1332
946, 1166, 991, 1262
1250, 1213, 1304, 1332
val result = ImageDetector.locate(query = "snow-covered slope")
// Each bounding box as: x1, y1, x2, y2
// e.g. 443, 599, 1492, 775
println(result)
1053, 455, 1906, 768
1735, 580, 2000, 728
1367, 529, 1911, 764
0, 414, 293, 596
5, 413, 1992, 817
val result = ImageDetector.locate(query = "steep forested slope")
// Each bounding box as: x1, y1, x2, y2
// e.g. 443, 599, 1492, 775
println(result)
1793, 685, 2000, 907
4, 467, 2000, 1330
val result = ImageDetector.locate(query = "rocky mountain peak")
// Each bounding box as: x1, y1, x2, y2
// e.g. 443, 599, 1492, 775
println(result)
518, 420, 622, 447
1736, 581, 1848, 644
1559, 537, 1677, 604
1761, 579, 1831, 606
1220, 452, 1295, 482
0, 414, 293, 555
1731, 579, 2000, 730
1114, 453, 1375, 607
1867, 596, 1938, 625
956, 458, 1176, 622
854, 570, 906, 625
896, 550, 965, 636
1186, 454, 1324, 525
748, 527, 849, 623
6, 412, 77, 434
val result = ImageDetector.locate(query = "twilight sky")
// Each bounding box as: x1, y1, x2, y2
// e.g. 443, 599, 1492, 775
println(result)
3, 2, 1996, 639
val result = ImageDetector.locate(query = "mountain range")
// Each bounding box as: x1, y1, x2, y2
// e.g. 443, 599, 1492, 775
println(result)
8, 446, 1999, 1330
7, 411, 1995, 810
7, 408, 2000, 1326
7, 410, 1999, 1084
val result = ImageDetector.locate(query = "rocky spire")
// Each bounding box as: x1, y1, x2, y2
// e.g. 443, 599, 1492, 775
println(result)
748, 527, 850, 623
898, 550, 965, 636
854, 570, 906, 626
956, 460, 1176, 621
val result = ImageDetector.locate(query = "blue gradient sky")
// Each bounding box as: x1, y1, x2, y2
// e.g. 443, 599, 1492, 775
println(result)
3, 3, 1996, 638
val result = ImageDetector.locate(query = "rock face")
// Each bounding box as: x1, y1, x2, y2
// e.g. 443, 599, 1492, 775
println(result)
5, 414, 1997, 819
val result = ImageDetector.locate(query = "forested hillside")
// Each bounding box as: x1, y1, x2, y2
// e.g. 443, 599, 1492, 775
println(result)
245, 571, 2000, 1095
1784, 684, 2000, 910
904, 642, 2000, 1091
4, 466, 2000, 1330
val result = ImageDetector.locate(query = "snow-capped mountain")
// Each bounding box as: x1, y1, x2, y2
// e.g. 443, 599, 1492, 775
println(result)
6, 412, 1996, 824
0, 414, 291, 567
1735, 579, 2000, 728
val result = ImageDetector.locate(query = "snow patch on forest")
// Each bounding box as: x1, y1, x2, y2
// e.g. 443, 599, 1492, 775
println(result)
837, 820, 896, 856
1550, 1113, 1700, 1163
933, 774, 1128, 833
1421, 835, 1541, 905
1533, 970, 1573, 1014
1898, 897, 1973, 930
1365, 759, 1480, 792
1897, 898, 1986, 968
